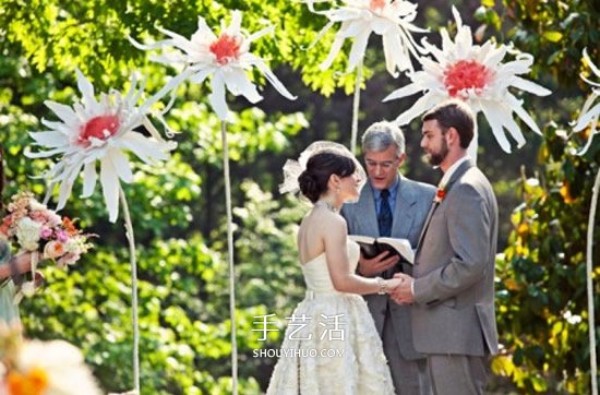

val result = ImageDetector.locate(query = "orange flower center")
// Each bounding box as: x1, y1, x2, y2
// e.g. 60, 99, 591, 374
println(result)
78, 115, 120, 147
443, 60, 492, 98
209, 34, 241, 65
62, 217, 78, 235
7, 367, 49, 395
370, 0, 386, 11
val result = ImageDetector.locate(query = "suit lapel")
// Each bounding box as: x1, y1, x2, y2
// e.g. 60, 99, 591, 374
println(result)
357, 183, 379, 236
391, 176, 415, 239
415, 160, 474, 257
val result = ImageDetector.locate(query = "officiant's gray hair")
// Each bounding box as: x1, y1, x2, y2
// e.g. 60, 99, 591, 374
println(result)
361, 121, 406, 157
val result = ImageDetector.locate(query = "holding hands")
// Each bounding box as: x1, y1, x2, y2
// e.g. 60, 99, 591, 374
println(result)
389, 273, 414, 305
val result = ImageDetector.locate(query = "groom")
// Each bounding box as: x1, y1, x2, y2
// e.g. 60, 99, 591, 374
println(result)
392, 100, 499, 394
341, 121, 434, 395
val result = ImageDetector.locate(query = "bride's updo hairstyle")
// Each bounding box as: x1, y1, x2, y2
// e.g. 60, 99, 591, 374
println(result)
298, 151, 356, 203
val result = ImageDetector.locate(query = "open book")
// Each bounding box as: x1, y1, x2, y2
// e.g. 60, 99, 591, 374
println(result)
349, 235, 414, 264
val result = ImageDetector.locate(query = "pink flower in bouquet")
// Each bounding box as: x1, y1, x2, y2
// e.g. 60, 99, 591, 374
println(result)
39, 227, 53, 239
0, 192, 94, 296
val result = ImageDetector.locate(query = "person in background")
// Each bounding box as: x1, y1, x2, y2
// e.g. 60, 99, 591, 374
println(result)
341, 121, 435, 395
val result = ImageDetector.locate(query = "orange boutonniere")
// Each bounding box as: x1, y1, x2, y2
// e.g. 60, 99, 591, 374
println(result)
434, 186, 446, 203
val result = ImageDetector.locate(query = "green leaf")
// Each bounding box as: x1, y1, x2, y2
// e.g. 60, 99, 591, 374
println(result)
543, 31, 563, 42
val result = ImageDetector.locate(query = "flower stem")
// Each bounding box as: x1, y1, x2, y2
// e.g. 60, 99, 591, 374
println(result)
587, 167, 600, 395
221, 120, 238, 395
351, 61, 363, 154
119, 185, 140, 395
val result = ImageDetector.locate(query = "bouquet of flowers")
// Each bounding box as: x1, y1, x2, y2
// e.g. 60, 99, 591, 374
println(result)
0, 192, 93, 299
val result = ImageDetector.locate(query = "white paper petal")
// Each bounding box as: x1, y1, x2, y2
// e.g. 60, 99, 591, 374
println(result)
208, 74, 229, 120
393, 92, 440, 125
107, 148, 133, 183
44, 101, 79, 126
100, 157, 120, 223
347, 28, 371, 73
574, 101, 600, 132
82, 162, 97, 198
479, 101, 512, 153
511, 76, 552, 96
506, 94, 544, 135
142, 68, 194, 111
119, 132, 170, 164
382, 81, 423, 101
28, 131, 69, 148
76, 69, 99, 109
249, 56, 297, 100
56, 160, 84, 210
319, 33, 347, 71
24, 147, 68, 159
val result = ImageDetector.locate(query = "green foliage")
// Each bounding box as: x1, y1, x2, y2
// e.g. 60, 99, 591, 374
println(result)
471, 0, 600, 392
0, 33, 306, 391
493, 124, 599, 393
0, 0, 599, 393
476, 0, 599, 86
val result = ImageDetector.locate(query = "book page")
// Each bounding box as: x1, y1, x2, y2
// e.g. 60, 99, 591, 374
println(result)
377, 237, 414, 264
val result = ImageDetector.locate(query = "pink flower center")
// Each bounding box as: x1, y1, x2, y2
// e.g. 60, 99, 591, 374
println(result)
370, 0, 386, 11
78, 115, 120, 146
209, 34, 241, 65
443, 60, 492, 97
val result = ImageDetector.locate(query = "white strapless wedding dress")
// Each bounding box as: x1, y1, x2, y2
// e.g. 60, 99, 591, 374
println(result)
266, 240, 395, 394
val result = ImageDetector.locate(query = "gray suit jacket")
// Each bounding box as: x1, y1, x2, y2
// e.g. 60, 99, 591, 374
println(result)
341, 176, 435, 360
412, 159, 499, 356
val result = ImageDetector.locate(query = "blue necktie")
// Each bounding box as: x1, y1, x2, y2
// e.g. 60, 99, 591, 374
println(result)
378, 189, 392, 237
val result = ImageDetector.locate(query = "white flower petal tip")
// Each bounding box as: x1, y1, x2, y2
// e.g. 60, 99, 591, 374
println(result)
303, 0, 426, 77
131, 10, 295, 119
573, 48, 600, 155
385, 6, 551, 153
26, 71, 173, 222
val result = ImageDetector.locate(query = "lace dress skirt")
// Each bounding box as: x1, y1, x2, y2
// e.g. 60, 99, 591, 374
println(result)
266, 291, 395, 395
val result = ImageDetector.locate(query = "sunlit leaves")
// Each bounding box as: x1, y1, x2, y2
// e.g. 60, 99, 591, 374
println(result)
494, 123, 599, 393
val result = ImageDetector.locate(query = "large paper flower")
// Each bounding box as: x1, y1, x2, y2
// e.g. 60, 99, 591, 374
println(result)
383, 6, 551, 153
573, 48, 600, 155
304, 0, 426, 76
0, 324, 101, 395
6, 340, 102, 395
129, 10, 295, 120
26, 70, 175, 223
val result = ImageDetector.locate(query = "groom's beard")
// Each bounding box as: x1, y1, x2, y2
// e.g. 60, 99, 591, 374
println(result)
425, 139, 449, 166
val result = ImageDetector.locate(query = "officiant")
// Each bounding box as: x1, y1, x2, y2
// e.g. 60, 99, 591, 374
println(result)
341, 121, 434, 395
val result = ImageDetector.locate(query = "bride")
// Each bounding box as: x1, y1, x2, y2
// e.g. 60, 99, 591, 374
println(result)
266, 142, 399, 394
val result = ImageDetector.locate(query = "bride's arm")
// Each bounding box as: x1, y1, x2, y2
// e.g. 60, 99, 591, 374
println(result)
324, 216, 399, 295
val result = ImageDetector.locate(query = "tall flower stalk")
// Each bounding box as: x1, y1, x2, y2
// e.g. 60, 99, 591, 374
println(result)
573, 48, 600, 395
129, 11, 295, 393
26, 70, 175, 394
